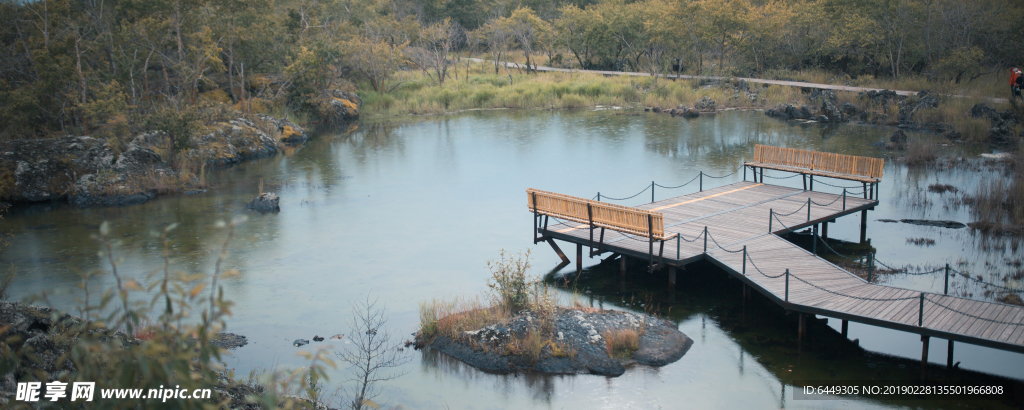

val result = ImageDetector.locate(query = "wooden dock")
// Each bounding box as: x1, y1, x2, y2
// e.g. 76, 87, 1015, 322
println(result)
527, 146, 1024, 368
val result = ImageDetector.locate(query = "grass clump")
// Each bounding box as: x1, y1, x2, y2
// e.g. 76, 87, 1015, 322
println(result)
603, 328, 639, 359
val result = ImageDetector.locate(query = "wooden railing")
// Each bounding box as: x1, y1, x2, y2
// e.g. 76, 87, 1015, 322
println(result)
752, 145, 884, 179
526, 188, 667, 239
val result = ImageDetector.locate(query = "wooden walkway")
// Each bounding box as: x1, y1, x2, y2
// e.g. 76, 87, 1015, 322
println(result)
535, 181, 1024, 356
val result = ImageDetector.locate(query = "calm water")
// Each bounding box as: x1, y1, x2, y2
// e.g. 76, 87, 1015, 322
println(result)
3, 109, 1023, 409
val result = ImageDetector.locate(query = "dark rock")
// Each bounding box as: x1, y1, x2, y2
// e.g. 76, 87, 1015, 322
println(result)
210, 333, 248, 350
248, 192, 280, 213
841, 102, 859, 115
819, 99, 846, 123
184, 189, 207, 195
312, 90, 361, 123
735, 79, 749, 91
890, 129, 908, 144
899, 219, 966, 229
765, 103, 814, 121
945, 131, 963, 141
694, 96, 716, 111
681, 107, 700, 118
313, 335, 324, 342
187, 118, 279, 168
970, 103, 997, 119
293, 339, 309, 347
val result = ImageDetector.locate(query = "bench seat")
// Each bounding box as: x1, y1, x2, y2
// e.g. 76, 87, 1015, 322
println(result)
745, 162, 880, 183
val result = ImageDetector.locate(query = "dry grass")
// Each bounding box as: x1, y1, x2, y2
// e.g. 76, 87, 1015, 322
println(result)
903, 137, 938, 165
603, 328, 639, 359
131, 317, 158, 341
417, 296, 511, 341
928, 184, 959, 194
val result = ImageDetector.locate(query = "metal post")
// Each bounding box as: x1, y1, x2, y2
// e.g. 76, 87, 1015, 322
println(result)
809, 175, 813, 191
648, 214, 654, 272
703, 226, 708, 253
803, 174, 807, 190
576, 243, 582, 274
587, 203, 594, 255
651, 181, 655, 203
760, 167, 764, 182
743, 166, 747, 181
812, 224, 817, 255
742, 246, 747, 275
842, 189, 847, 210
699, 171, 703, 192
841, 320, 848, 338
860, 209, 868, 243
769, 209, 773, 233
947, 340, 954, 369
921, 335, 930, 378
862, 182, 868, 199
807, 198, 811, 221
867, 252, 874, 282
785, 269, 790, 302
919, 293, 925, 326
876, 181, 880, 201
597, 192, 601, 202
677, 233, 681, 259
944, 263, 950, 295
532, 192, 538, 244
822, 221, 829, 240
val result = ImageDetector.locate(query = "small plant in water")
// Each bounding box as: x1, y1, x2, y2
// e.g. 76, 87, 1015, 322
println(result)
486, 249, 535, 312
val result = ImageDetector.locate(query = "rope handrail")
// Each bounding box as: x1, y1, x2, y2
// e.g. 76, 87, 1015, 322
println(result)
949, 267, 1024, 292
745, 253, 787, 279
810, 194, 843, 207
654, 174, 701, 189
925, 295, 1024, 326
788, 273, 920, 302
761, 173, 800, 179
600, 184, 651, 201
706, 230, 744, 253
815, 179, 866, 190
703, 169, 738, 179
815, 236, 862, 261
774, 201, 809, 217
771, 212, 798, 233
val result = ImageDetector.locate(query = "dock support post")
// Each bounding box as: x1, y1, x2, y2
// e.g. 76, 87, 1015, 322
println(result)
651, 181, 655, 203
769, 209, 773, 233
532, 192, 539, 244
919, 293, 925, 326
546, 238, 570, 265
742, 246, 747, 275
703, 226, 708, 253
862, 182, 868, 199
807, 198, 811, 221
812, 224, 818, 255
798, 313, 805, 353
947, 340, 954, 369
677, 233, 681, 259
785, 269, 790, 302
921, 335, 930, 379
842, 189, 847, 210
822, 222, 829, 240
743, 166, 746, 181
859, 209, 868, 243
576, 243, 583, 274
620, 255, 626, 277
944, 264, 950, 295
597, 192, 601, 201
803, 174, 807, 191
699, 172, 703, 192
809, 175, 813, 191
760, 167, 763, 183
669, 266, 677, 286
841, 320, 848, 338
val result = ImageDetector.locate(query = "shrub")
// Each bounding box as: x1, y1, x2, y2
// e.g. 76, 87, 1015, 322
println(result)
486, 249, 534, 313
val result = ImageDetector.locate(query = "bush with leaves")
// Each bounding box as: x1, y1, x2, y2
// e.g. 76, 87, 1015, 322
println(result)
486, 249, 535, 313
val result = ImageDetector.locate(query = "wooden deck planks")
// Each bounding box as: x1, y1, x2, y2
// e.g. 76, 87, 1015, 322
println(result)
534, 181, 1024, 352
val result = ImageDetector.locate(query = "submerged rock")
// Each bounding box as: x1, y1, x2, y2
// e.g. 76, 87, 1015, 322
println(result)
248, 192, 280, 213
293, 339, 309, 347
256, 114, 308, 145
694, 96, 717, 112
416, 308, 692, 377
899, 219, 966, 229
211, 333, 249, 350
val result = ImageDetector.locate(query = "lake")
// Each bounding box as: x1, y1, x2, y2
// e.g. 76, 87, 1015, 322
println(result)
3, 109, 1022, 409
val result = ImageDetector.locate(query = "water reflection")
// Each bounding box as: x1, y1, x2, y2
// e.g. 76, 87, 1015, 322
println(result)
2, 109, 1022, 409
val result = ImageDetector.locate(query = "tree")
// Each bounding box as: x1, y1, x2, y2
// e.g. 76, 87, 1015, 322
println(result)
335, 295, 409, 410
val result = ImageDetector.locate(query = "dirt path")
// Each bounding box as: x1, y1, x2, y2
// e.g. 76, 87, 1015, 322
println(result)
465, 58, 1009, 104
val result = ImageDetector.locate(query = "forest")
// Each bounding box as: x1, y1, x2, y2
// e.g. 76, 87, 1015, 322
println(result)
2, 0, 1022, 141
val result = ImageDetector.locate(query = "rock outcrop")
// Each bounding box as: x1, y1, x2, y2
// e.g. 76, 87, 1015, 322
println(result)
765, 103, 814, 120
416, 308, 692, 377
0, 114, 304, 207
970, 103, 1023, 143
310, 90, 361, 123
248, 192, 280, 213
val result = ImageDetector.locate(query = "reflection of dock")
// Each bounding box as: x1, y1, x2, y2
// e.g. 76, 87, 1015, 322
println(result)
527, 145, 1024, 372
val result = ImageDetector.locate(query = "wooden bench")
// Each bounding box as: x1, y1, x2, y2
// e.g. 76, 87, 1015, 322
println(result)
745, 145, 884, 183
527, 188, 672, 271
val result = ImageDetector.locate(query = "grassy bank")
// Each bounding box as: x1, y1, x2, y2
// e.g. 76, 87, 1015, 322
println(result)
356, 60, 1012, 144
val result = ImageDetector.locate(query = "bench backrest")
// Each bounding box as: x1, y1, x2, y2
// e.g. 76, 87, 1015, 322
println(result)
527, 189, 666, 239
753, 145, 884, 179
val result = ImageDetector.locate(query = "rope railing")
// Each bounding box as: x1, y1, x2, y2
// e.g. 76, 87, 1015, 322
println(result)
788, 273, 921, 302
706, 230, 745, 253
761, 173, 801, 179
654, 174, 701, 189
925, 295, 1024, 326
814, 179, 865, 190
596, 169, 740, 202
773, 202, 809, 217
809, 194, 844, 207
